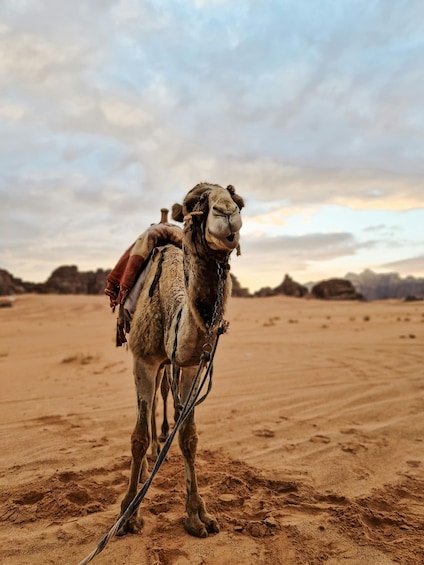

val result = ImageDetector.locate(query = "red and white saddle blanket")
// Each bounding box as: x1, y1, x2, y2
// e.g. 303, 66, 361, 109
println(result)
105, 215, 182, 345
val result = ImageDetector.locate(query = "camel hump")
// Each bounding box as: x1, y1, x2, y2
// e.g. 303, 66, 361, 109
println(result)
160, 208, 169, 223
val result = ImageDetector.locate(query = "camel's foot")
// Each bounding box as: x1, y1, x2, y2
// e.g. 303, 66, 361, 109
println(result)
117, 494, 144, 536
184, 494, 219, 537
159, 432, 168, 443
184, 511, 219, 538
116, 514, 144, 536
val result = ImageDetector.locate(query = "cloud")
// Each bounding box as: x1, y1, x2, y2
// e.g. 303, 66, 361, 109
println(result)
100, 99, 151, 129
161, 154, 424, 213
2, 0, 424, 210
0, 101, 26, 120
1, 0, 424, 286
242, 232, 376, 261
380, 255, 424, 275
231, 231, 377, 291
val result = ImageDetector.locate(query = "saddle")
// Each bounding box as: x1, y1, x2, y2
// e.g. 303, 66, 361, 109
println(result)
105, 209, 183, 346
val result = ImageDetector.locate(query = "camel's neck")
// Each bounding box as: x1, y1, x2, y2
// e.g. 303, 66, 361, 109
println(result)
182, 241, 231, 334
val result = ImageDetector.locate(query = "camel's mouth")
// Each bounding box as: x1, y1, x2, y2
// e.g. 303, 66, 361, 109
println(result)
206, 228, 240, 252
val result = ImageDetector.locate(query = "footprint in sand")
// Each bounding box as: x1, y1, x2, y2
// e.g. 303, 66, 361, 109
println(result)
35, 414, 65, 426
406, 460, 421, 468
14, 491, 45, 505
340, 442, 368, 454
253, 428, 275, 438
309, 434, 331, 444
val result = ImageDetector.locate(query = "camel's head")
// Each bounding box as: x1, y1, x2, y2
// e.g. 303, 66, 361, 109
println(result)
172, 183, 244, 255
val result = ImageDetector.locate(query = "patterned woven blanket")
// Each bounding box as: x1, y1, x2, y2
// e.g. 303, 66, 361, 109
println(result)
105, 211, 182, 345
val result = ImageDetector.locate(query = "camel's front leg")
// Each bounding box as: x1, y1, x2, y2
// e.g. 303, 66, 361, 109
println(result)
178, 367, 219, 538
118, 359, 157, 536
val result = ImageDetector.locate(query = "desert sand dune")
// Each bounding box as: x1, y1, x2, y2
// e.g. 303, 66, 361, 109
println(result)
1, 294, 423, 564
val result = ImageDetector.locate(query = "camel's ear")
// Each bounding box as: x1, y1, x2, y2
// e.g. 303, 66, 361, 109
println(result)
227, 185, 245, 210
171, 203, 184, 223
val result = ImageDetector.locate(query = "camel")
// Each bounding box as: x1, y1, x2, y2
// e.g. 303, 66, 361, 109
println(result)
118, 182, 244, 538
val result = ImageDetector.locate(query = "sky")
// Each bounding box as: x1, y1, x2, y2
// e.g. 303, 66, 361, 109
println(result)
1, 0, 423, 293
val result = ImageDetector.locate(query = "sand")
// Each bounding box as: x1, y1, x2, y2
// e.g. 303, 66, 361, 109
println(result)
0, 294, 423, 564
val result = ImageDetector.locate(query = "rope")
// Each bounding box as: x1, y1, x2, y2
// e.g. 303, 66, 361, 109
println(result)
76, 327, 223, 565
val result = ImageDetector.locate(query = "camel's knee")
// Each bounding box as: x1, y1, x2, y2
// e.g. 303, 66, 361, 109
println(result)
131, 431, 150, 459
179, 422, 198, 460
131, 400, 150, 459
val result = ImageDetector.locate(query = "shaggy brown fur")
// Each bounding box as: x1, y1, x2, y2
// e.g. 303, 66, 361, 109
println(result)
118, 183, 244, 538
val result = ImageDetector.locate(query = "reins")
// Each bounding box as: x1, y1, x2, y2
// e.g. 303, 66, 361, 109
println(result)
77, 259, 229, 565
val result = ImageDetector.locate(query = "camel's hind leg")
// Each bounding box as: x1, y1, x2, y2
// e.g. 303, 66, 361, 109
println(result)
178, 366, 219, 538
118, 358, 157, 536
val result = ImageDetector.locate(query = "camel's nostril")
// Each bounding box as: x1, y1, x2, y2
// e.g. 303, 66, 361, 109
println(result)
226, 234, 235, 242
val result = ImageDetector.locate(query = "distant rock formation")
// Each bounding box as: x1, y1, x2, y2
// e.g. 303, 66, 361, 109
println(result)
230, 274, 251, 297
311, 278, 363, 301
345, 269, 424, 301
0, 266, 109, 296
3, 264, 423, 302
1, 265, 250, 298
44, 265, 108, 295
0, 269, 20, 295
253, 286, 275, 298
274, 274, 308, 297
254, 274, 308, 298
0, 269, 42, 295
404, 294, 424, 302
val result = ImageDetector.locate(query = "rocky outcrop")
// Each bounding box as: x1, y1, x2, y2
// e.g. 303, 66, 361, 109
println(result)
254, 274, 308, 298
44, 266, 108, 295
345, 269, 424, 301
1, 266, 249, 298
230, 274, 251, 297
2, 265, 245, 298
0, 269, 43, 295
274, 274, 308, 297
404, 294, 424, 302
253, 286, 275, 298
311, 278, 363, 301
3, 263, 422, 302
0, 269, 22, 295
0, 266, 109, 296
